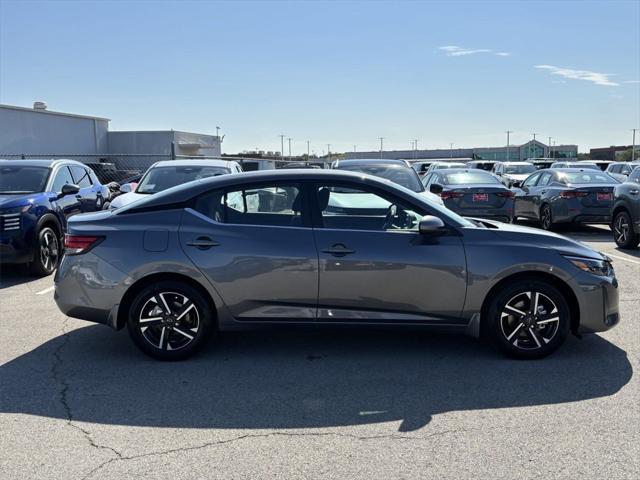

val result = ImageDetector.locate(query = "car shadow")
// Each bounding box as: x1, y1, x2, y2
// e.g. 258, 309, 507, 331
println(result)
0, 265, 40, 290
0, 325, 632, 431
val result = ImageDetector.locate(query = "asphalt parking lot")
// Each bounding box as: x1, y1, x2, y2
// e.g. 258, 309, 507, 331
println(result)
0, 224, 638, 480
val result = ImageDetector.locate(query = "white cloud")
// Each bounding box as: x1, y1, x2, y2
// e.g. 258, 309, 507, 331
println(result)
438, 46, 510, 57
534, 64, 619, 86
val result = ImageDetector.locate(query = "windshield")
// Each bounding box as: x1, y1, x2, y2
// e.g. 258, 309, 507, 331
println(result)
558, 171, 618, 184
441, 171, 501, 185
504, 164, 536, 174
136, 165, 230, 194
336, 165, 423, 192
571, 163, 599, 170
0, 166, 50, 193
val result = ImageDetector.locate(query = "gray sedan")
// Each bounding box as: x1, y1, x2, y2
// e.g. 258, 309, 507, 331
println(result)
514, 168, 619, 230
54, 170, 619, 360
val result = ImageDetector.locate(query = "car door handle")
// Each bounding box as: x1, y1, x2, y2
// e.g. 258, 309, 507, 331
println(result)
187, 236, 220, 250
322, 244, 355, 257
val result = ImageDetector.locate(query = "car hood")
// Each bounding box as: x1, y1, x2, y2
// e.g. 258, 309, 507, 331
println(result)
470, 218, 606, 261
0, 193, 40, 210
109, 192, 148, 209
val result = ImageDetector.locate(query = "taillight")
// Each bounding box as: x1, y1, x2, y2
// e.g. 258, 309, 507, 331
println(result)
559, 190, 589, 199
64, 234, 103, 255
441, 191, 465, 200
496, 191, 515, 198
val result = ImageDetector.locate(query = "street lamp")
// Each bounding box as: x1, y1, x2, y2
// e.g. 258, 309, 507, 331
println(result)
531, 133, 537, 160
379, 137, 384, 159
450, 142, 454, 159
327, 144, 331, 163
505, 130, 513, 161
279, 135, 285, 162
287, 137, 292, 161
632, 129, 638, 163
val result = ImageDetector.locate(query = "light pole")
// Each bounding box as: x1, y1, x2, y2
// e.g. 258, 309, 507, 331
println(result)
531, 133, 537, 160
414, 139, 418, 160
279, 135, 285, 162
632, 129, 638, 162
287, 137, 292, 161
450, 142, 454, 159
327, 144, 331, 163
216, 126, 221, 154
505, 130, 513, 161
353, 145, 357, 153
379, 137, 384, 159
306, 140, 310, 160
548, 136, 552, 159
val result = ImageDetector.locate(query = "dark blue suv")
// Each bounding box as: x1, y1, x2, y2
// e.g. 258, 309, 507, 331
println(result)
0, 159, 109, 276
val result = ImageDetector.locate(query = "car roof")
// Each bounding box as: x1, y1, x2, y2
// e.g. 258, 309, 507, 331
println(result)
0, 158, 87, 168
434, 168, 495, 175
148, 159, 237, 168
116, 169, 419, 214
503, 161, 534, 165
333, 159, 406, 167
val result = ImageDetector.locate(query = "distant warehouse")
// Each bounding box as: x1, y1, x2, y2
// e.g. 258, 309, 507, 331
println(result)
345, 140, 577, 162
0, 102, 222, 171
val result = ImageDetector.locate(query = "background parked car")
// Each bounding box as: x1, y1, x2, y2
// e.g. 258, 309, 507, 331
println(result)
513, 168, 619, 230
421, 168, 515, 223
551, 161, 599, 170
54, 169, 619, 361
492, 161, 537, 188
109, 159, 243, 209
0, 159, 108, 275
606, 162, 637, 182
425, 161, 468, 173
530, 159, 555, 170
466, 160, 498, 171
410, 161, 434, 176
611, 166, 640, 249
331, 159, 444, 205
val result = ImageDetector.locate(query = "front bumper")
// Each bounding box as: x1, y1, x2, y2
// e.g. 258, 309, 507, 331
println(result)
54, 251, 132, 329
571, 270, 620, 333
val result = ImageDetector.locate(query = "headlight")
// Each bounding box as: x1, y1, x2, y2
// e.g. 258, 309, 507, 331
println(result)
0, 205, 31, 215
564, 255, 613, 277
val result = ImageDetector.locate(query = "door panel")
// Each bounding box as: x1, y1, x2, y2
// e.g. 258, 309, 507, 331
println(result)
314, 229, 467, 323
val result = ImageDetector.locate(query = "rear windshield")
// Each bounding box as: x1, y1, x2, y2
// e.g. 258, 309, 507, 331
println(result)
336, 165, 423, 192
558, 171, 618, 184
504, 164, 536, 174
0, 166, 50, 193
441, 171, 501, 185
137, 166, 230, 194
569, 163, 599, 170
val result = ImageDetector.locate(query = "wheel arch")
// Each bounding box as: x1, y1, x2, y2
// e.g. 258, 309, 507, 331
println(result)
480, 271, 580, 335
612, 202, 630, 221
116, 272, 218, 330
36, 212, 63, 237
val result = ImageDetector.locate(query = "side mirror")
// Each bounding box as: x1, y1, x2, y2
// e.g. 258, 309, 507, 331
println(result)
418, 215, 446, 235
429, 183, 444, 194
119, 183, 133, 194
59, 184, 80, 197
512, 181, 522, 188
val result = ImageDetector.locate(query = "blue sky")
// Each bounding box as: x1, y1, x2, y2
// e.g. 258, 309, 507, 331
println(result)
1, 0, 638, 154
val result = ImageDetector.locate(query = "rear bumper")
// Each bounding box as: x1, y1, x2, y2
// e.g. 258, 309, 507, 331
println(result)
552, 201, 612, 225
54, 251, 131, 329
572, 271, 619, 333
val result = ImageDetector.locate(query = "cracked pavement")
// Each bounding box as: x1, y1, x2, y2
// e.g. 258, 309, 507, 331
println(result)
1, 226, 638, 479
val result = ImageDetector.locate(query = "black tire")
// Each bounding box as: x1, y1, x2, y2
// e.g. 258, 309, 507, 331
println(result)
540, 204, 554, 231
127, 281, 215, 360
29, 226, 61, 276
612, 210, 640, 249
486, 278, 570, 359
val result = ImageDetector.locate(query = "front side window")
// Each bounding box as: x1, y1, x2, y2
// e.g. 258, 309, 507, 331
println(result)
315, 183, 425, 232
50, 167, 75, 193
522, 172, 540, 187
628, 168, 640, 183
70, 166, 92, 188
195, 183, 304, 227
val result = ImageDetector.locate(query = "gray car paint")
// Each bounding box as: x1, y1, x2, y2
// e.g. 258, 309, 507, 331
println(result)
612, 167, 640, 234
54, 169, 619, 339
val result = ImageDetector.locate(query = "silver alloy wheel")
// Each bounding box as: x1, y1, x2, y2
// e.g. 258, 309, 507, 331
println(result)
541, 206, 552, 229
500, 291, 560, 350
40, 230, 59, 273
614, 213, 629, 245
138, 292, 200, 351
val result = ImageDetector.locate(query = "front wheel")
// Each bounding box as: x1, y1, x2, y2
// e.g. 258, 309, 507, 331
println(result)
613, 210, 640, 249
540, 204, 554, 231
29, 227, 60, 276
127, 281, 215, 360
486, 279, 570, 359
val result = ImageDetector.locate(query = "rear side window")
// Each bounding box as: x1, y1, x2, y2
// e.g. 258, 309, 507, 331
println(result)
538, 172, 553, 186
195, 183, 305, 227
50, 167, 75, 192
70, 166, 92, 188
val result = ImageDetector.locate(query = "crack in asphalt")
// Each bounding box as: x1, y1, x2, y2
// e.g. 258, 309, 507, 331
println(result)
80, 429, 465, 479
51, 317, 124, 462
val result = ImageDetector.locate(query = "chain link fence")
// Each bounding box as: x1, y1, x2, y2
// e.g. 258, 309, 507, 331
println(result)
0, 153, 330, 185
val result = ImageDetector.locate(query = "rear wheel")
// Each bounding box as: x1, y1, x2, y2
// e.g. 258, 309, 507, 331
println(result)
540, 204, 554, 231
127, 281, 215, 360
29, 226, 60, 276
613, 210, 640, 249
487, 279, 570, 359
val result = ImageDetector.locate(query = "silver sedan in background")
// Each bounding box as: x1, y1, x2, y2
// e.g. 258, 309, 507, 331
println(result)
54, 170, 619, 361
